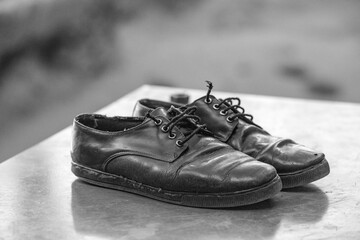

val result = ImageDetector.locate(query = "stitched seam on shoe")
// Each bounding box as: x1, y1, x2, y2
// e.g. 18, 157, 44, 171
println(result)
103, 150, 175, 171
76, 118, 153, 135
169, 146, 237, 186
75, 114, 146, 135
253, 138, 293, 159
73, 161, 280, 195
220, 157, 253, 183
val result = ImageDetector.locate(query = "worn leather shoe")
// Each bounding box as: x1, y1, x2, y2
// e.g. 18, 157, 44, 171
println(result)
71, 106, 282, 208
132, 82, 330, 189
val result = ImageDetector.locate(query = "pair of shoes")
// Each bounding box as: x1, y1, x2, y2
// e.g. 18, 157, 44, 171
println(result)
71, 82, 329, 208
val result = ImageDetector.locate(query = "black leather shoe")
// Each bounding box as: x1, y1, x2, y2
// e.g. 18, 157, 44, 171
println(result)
71, 106, 281, 208
132, 82, 330, 189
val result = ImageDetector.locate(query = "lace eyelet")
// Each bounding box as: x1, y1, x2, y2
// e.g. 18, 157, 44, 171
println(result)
204, 98, 212, 104
213, 104, 220, 110
220, 110, 228, 116
168, 132, 177, 139
176, 140, 183, 147
161, 125, 169, 132
154, 118, 162, 126
226, 116, 234, 123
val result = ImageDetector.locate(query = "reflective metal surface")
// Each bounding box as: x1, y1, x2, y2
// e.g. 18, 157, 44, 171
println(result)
1, 85, 359, 239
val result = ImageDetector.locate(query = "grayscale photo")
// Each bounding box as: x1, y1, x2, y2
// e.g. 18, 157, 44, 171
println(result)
0, 0, 359, 239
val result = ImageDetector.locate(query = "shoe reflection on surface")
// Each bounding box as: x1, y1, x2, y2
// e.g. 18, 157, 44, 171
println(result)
71, 180, 329, 239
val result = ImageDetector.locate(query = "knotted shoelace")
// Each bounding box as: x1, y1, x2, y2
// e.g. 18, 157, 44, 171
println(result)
205, 80, 261, 128
145, 106, 207, 147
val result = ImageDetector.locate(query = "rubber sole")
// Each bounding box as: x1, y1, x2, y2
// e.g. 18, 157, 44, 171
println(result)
279, 158, 330, 189
71, 162, 282, 208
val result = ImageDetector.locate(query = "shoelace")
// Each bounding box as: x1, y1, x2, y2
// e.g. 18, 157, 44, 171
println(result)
205, 81, 261, 128
145, 106, 207, 147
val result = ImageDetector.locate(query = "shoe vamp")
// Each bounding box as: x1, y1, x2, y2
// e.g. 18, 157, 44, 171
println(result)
167, 136, 277, 193
228, 125, 324, 173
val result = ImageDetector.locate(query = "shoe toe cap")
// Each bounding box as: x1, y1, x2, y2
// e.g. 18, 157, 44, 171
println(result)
224, 160, 278, 191
174, 152, 278, 193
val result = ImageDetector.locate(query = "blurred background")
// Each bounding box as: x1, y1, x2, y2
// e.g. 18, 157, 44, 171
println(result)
0, 0, 359, 162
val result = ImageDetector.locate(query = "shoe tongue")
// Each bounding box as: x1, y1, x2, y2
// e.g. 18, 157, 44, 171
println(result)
150, 106, 196, 134
193, 95, 234, 112
150, 107, 172, 119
